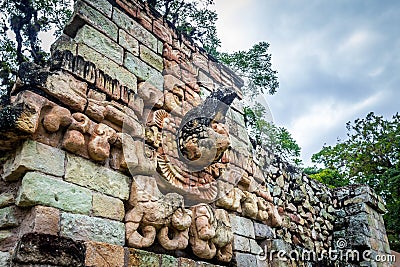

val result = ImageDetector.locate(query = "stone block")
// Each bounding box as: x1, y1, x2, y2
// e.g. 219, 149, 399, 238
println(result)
112, 8, 158, 52
0, 193, 14, 208
228, 109, 246, 128
51, 34, 77, 54
83, 0, 112, 18
128, 248, 160, 267
254, 222, 275, 239
16, 172, 92, 214
65, 154, 130, 200
179, 257, 196, 267
19, 206, 60, 236
158, 40, 164, 55
2, 140, 65, 181
68, 0, 118, 40
229, 214, 255, 238
270, 239, 292, 252
75, 24, 123, 65
196, 262, 218, 267
235, 252, 258, 266
84, 241, 125, 267
77, 43, 138, 93
44, 71, 88, 112
119, 29, 139, 56
140, 45, 163, 72
124, 52, 164, 89
0, 228, 18, 252
250, 239, 264, 255
230, 135, 251, 157
0, 251, 11, 266
160, 254, 179, 267
0, 206, 19, 228
233, 234, 251, 252
60, 212, 125, 245
13, 233, 85, 266
152, 19, 172, 44
92, 192, 125, 221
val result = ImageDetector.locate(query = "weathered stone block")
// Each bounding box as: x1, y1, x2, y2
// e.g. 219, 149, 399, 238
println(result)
65, 154, 130, 200
83, 0, 112, 18
250, 239, 263, 255
45, 71, 88, 112
19, 206, 60, 236
67, 0, 118, 40
113, 8, 158, 52
140, 45, 163, 72
60, 212, 125, 245
13, 233, 85, 266
233, 234, 251, 252
51, 34, 77, 54
119, 29, 139, 56
235, 252, 258, 266
230, 135, 251, 158
229, 214, 255, 238
2, 140, 65, 181
254, 222, 275, 239
179, 257, 196, 267
77, 43, 138, 93
92, 192, 125, 221
0, 193, 14, 208
270, 239, 292, 252
16, 172, 92, 214
85, 241, 125, 267
124, 52, 163, 89
0, 251, 11, 266
152, 19, 172, 44
160, 254, 179, 267
0, 206, 19, 228
128, 248, 160, 267
75, 25, 123, 65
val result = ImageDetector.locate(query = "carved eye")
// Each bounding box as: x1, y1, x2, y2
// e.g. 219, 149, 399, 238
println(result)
174, 95, 181, 103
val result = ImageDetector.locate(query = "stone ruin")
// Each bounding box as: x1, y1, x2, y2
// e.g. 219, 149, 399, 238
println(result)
0, 0, 393, 266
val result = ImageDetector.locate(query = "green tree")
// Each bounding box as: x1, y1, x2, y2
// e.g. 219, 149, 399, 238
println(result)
303, 167, 349, 188
0, 0, 72, 96
244, 103, 302, 165
217, 42, 279, 96
310, 112, 400, 251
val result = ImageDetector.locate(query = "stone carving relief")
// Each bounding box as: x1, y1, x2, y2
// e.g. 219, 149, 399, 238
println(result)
125, 176, 192, 250
1, 50, 283, 264
189, 204, 233, 262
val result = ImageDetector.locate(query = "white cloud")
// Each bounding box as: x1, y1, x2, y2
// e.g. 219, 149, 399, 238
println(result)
288, 92, 385, 164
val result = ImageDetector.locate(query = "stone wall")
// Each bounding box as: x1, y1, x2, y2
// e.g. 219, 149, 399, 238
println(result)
0, 0, 393, 266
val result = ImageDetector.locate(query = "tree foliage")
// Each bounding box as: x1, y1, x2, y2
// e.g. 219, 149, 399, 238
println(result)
244, 103, 301, 165
217, 42, 279, 96
147, 0, 220, 55
310, 112, 400, 250
303, 167, 349, 188
0, 0, 72, 95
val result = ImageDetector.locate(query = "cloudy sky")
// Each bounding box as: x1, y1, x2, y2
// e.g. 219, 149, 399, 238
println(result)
214, 0, 400, 165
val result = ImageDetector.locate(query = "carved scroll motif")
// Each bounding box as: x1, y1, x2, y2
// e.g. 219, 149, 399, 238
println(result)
125, 176, 192, 250
189, 204, 233, 262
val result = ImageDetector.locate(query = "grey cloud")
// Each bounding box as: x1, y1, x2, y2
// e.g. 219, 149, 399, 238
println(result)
215, 0, 400, 165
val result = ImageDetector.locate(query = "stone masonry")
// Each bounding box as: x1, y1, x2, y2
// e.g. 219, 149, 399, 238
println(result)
0, 0, 393, 266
